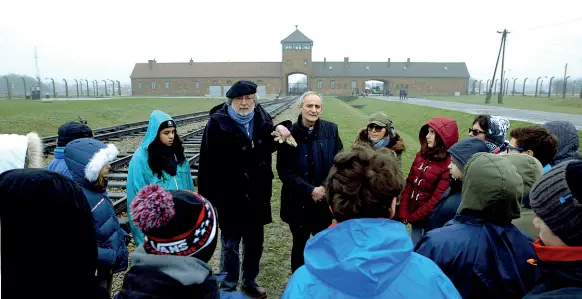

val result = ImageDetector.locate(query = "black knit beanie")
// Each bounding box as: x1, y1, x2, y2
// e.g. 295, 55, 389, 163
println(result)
158, 119, 176, 132
530, 160, 582, 246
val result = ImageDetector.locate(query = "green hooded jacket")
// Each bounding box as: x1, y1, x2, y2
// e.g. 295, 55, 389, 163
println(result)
458, 152, 523, 223
506, 154, 544, 239
126, 110, 195, 245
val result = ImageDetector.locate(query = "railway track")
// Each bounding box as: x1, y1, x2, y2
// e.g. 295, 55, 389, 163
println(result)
105, 97, 298, 214
41, 99, 283, 154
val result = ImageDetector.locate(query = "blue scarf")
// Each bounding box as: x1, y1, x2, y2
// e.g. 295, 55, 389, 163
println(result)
228, 105, 254, 140
373, 136, 390, 148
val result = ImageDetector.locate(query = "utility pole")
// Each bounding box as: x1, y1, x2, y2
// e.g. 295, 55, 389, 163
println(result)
562, 63, 568, 99
35, 47, 42, 99
486, 29, 509, 104
498, 29, 509, 104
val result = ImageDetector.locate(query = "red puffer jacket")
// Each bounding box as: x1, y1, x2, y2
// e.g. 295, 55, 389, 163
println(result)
399, 116, 459, 224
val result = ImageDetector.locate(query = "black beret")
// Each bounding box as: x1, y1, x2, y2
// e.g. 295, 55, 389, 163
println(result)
226, 80, 257, 99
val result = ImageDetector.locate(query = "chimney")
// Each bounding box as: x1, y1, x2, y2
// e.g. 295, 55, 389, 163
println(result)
406, 58, 410, 65
148, 59, 156, 70
387, 58, 391, 67
324, 57, 327, 68
189, 58, 193, 65
344, 57, 349, 68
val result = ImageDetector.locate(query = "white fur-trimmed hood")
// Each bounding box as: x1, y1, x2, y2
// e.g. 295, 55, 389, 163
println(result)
84, 144, 119, 182
0, 132, 44, 175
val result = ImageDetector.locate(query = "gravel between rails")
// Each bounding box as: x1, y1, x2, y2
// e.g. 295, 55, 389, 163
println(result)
110, 100, 299, 297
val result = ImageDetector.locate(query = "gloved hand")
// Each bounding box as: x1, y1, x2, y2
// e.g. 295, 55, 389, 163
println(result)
271, 131, 297, 147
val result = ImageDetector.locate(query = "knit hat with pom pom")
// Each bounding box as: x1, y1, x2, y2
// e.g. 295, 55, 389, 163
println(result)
130, 184, 217, 259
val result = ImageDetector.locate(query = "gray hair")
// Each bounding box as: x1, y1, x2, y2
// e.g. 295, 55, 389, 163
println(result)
226, 93, 259, 105
298, 91, 323, 107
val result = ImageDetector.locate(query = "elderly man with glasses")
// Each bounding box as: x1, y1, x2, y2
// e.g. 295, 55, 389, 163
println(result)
198, 80, 294, 298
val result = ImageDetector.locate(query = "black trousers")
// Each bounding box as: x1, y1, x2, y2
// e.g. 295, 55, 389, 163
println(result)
289, 221, 331, 273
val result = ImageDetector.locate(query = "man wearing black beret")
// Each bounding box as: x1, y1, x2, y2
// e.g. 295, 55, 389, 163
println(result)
198, 80, 293, 298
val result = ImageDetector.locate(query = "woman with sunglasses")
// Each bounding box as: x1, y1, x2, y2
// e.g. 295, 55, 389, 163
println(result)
398, 116, 459, 245
469, 114, 510, 154
353, 112, 406, 168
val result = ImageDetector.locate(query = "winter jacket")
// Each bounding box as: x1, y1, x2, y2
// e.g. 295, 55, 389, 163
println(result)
114, 246, 249, 299
277, 115, 343, 226
126, 110, 195, 245
543, 121, 581, 166
65, 138, 129, 273
353, 128, 406, 168
398, 116, 459, 224
415, 153, 538, 299
506, 154, 544, 239
0, 132, 43, 175
281, 218, 462, 299
523, 238, 582, 299
425, 179, 462, 232
198, 103, 292, 232
46, 147, 73, 178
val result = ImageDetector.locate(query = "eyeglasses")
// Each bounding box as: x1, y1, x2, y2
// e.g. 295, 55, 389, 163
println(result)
469, 128, 486, 136
367, 124, 386, 132
506, 144, 525, 153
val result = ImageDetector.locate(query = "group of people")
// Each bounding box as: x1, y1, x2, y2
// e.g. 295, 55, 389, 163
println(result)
399, 87, 408, 100
1, 79, 581, 299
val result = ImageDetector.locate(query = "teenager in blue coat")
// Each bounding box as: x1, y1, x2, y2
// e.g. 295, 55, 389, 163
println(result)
47, 121, 93, 178
415, 153, 538, 299
126, 110, 195, 245
64, 138, 129, 293
282, 146, 461, 299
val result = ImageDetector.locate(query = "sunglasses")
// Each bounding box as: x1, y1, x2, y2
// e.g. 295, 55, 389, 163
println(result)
367, 124, 386, 132
469, 128, 486, 136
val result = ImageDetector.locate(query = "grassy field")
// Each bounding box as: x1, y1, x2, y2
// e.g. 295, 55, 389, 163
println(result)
0, 97, 224, 136
419, 95, 582, 115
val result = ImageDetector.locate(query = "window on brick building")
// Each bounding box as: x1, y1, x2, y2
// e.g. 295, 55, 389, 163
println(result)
151, 81, 156, 89
317, 80, 322, 89
137, 81, 142, 89
184, 84, 188, 90
351, 80, 356, 88
294, 43, 301, 50
165, 81, 170, 89
196, 81, 200, 89
304, 60, 307, 66
178, 84, 182, 89
212, 80, 219, 85
330, 80, 335, 89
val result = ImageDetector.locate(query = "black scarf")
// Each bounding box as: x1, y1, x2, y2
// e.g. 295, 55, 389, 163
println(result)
160, 146, 178, 177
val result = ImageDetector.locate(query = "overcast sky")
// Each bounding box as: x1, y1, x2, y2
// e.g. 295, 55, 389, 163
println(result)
1, 0, 581, 85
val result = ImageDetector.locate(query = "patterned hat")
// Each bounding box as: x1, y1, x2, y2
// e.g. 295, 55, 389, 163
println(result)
130, 185, 217, 258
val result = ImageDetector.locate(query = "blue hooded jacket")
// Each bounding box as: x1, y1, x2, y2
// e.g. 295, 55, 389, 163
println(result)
126, 110, 195, 245
64, 138, 129, 273
46, 147, 73, 178
282, 218, 461, 299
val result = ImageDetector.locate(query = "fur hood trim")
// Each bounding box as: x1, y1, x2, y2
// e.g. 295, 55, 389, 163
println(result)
26, 132, 44, 168
84, 144, 118, 183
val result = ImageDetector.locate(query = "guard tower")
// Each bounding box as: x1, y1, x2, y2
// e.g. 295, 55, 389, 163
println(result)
281, 26, 313, 95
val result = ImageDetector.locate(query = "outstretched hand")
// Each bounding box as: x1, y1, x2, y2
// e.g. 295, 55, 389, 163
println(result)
271, 131, 297, 147
275, 125, 291, 138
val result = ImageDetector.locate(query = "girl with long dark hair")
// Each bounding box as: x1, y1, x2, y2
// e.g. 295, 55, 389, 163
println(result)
398, 116, 459, 245
126, 110, 195, 245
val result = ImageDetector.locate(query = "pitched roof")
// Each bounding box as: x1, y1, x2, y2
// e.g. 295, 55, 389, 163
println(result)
312, 61, 470, 78
281, 29, 313, 43
130, 62, 281, 79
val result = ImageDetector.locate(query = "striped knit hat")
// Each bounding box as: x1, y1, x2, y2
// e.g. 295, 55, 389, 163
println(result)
530, 160, 582, 246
